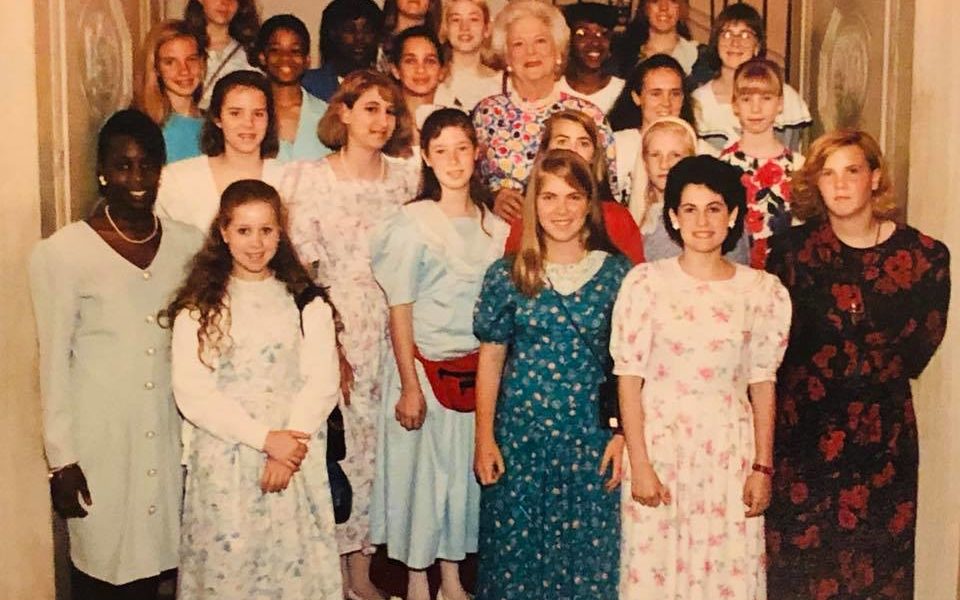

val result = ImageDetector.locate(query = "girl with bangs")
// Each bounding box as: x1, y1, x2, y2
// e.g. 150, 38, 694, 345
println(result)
280, 70, 417, 600
473, 149, 630, 599
692, 3, 811, 152
718, 58, 804, 268
370, 108, 509, 600
166, 180, 343, 599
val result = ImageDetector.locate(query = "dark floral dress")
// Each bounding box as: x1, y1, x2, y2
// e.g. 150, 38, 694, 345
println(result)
764, 220, 951, 599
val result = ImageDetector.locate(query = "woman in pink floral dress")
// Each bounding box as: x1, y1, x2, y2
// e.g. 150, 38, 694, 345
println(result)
611, 155, 791, 599
280, 70, 417, 600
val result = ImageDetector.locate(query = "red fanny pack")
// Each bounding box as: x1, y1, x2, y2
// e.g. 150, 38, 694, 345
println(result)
413, 348, 479, 412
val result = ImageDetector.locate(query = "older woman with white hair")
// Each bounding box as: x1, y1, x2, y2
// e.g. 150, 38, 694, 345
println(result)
472, 0, 618, 222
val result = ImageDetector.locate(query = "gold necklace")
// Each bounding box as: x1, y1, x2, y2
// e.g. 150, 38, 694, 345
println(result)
104, 205, 159, 244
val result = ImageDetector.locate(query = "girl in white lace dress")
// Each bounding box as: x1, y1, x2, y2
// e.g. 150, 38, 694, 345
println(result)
280, 70, 418, 600
166, 180, 343, 599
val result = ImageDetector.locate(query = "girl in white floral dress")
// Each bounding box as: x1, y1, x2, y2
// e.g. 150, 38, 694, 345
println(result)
611, 155, 791, 599
280, 70, 418, 600
167, 180, 342, 599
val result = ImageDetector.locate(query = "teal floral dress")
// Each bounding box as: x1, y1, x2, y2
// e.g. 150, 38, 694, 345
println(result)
473, 252, 631, 599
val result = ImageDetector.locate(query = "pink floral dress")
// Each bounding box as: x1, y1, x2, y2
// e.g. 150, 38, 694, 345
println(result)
610, 258, 791, 599
281, 157, 419, 553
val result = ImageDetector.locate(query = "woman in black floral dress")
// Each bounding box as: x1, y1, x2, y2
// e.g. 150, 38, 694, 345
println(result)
765, 129, 950, 599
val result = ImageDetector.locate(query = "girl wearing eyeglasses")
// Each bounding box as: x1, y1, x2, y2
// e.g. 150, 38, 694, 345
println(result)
691, 3, 810, 153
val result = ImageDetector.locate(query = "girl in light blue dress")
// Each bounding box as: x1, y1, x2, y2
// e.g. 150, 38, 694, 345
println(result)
164, 180, 343, 599
370, 109, 509, 600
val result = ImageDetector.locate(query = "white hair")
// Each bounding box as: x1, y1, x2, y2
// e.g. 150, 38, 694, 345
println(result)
490, 0, 569, 70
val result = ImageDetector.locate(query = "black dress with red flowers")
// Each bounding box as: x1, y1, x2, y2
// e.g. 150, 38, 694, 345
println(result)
764, 220, 950, 599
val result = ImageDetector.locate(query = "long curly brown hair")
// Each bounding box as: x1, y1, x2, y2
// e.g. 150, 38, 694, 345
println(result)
160, 180, 336, 369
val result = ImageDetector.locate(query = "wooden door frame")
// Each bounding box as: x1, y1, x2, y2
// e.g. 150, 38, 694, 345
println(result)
35, 0, 164, 237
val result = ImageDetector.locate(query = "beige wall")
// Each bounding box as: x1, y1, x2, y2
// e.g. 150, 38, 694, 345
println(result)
0, 2, 56, 599
909, 1, 960, 597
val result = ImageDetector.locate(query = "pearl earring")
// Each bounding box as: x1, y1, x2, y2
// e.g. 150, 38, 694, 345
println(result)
670, 218, 680, 230
98, 175, 107, 186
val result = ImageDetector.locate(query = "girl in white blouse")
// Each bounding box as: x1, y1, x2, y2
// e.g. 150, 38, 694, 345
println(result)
164, 179, 344, 599
155, 70, 284, 233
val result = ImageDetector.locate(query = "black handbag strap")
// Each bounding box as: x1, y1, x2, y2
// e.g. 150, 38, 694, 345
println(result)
545, 280, 610, 376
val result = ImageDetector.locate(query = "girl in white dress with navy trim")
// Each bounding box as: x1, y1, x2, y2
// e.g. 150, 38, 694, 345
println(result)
164, 179, 343, 599
370, 108, 509, 600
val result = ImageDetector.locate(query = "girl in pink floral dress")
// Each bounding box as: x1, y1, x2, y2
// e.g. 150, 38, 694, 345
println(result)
611, 155, 791, 599
280, 70, 417, 600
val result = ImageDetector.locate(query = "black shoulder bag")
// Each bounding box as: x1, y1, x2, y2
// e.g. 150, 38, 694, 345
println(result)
296, 286, 352, 524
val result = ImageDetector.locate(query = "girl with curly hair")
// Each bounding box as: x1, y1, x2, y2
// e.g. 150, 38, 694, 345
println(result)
184, 0, 261, 109
165, 179, 344, 599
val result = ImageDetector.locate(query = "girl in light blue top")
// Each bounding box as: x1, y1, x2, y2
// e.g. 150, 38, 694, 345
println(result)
135, 19, 206, 164
255, 14, 332, 163
370, 109, 508, 600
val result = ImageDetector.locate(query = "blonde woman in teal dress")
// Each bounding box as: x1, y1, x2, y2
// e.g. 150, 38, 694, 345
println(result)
370, 109, 509, 600
30, 110, 203, 599
473, 149, 630, 599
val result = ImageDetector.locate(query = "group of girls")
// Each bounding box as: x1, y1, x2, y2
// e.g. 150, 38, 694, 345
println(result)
30, 1, 951, 600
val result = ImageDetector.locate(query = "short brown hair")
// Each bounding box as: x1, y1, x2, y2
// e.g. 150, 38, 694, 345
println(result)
792, 128, 898, 221
317, 70, 413, 157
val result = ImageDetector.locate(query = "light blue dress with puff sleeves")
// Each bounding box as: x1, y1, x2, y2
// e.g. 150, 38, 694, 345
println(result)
369, 201, 508, 569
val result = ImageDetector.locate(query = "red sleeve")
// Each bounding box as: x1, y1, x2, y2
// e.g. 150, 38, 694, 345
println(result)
602, 201, 645, 264
504, 216, 523, 255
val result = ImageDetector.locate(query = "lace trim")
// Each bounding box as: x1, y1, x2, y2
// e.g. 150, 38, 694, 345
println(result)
544, 250, 608, 294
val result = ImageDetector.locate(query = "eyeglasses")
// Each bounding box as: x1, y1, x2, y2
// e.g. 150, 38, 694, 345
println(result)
718, 29, 758, 43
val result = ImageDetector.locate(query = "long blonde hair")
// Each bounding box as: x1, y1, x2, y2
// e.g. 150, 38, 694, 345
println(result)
628, 116, 698, 228
133, 19, 205, 126
512, 149, 614, 296
792, 128, 898, 222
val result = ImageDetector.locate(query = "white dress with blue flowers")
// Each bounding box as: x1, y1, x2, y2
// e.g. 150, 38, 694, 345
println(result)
172, 277, 342, 599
